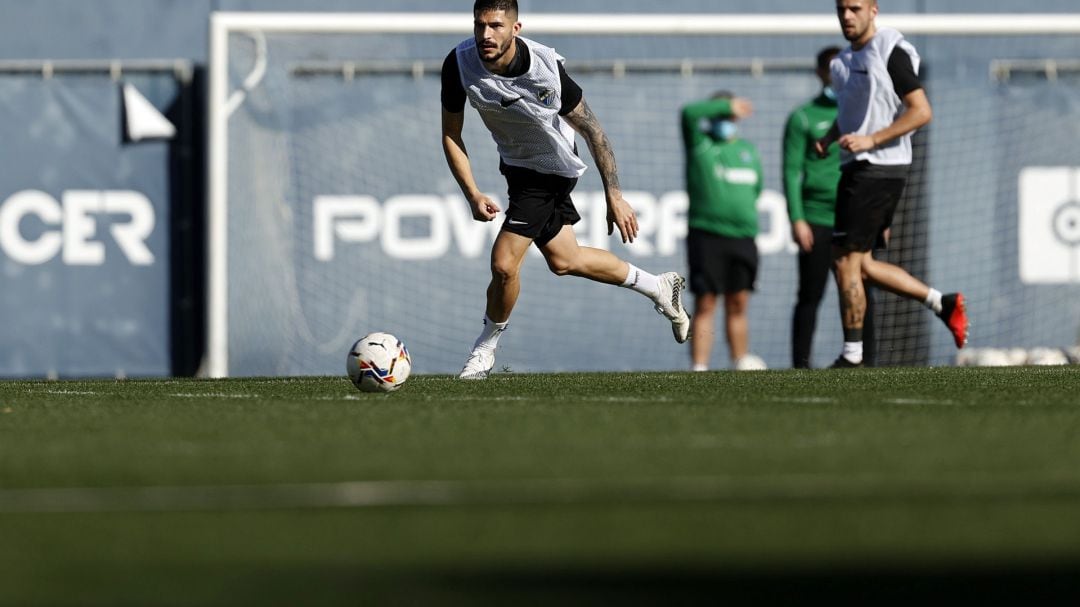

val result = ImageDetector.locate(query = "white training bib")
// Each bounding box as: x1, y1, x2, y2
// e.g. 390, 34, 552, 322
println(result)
831, 27, 922, 167
456, 37, 587, 178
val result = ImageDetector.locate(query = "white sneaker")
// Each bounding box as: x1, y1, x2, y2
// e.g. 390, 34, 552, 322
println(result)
458, 348, 495, 380
654, 272, 691, 344
734, 354, 767, 371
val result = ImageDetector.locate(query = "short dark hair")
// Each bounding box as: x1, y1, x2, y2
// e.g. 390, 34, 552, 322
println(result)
817, 46, 841, 71
474, 0, 518, 16
711, 90, 734, 101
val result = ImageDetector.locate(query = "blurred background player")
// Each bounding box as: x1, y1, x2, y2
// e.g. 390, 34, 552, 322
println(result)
817, 0, 968, 368
442, 0, 691, 379
784, 46, 878, 369
680, 92, 764, 371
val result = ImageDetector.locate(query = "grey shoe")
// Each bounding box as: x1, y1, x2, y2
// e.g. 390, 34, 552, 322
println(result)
654, 272, 691, 344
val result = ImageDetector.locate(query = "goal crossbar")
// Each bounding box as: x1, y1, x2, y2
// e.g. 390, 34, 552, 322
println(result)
211, 12, 1080, 36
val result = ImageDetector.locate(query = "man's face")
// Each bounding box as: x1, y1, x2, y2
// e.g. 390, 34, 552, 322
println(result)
474, 9, 520, 64
835, 0, 878, 43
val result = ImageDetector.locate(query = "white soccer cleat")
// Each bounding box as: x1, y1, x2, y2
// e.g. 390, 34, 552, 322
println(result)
654, 271, 691, 344
458, 348, 495, 380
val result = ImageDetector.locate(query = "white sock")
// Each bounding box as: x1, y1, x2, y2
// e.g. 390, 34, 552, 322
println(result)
692, 363, 709, 372
842, 341, 863, 364
472, 314, 508, 351
620, 264, 660, 299
924, 288, 943, 315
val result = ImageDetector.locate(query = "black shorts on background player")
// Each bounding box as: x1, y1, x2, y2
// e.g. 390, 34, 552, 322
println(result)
500, 162, 581, 247
833, 161, 908, 252
687, 228, 758, 295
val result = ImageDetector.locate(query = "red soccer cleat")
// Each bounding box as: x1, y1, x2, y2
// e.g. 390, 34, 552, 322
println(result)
939, 293, 969, 348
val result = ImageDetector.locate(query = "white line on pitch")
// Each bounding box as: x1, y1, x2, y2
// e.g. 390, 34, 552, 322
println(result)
435, 396, 531, 402
764, 396, 838, 404
168, 393, 259, 399
39, 390, 100, 396
2, 474, 1079, 514
884, 398, 958, 406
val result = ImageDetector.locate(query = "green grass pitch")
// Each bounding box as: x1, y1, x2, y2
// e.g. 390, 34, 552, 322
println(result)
2, 366, 1079, 604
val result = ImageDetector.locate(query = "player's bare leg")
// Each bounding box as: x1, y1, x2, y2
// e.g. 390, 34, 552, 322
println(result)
835, 250, 868, 329
690, 293, 718, 370
486, 230, 533, 322
725, 290, 750, 365
861, 253, 969, 348
459, 230, 532, 380
539, 225, 629, 284
831, 249, 868, 367
860, 254, 929, 301
541, 226, 691, 343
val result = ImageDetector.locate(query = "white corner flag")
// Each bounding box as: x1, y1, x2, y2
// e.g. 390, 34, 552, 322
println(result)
122, 83, 176, 142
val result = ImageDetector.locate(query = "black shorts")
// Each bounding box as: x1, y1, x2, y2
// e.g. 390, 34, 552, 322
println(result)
500, 162, 581, 247
833, 162, 909, 253
687, 228, 758, 295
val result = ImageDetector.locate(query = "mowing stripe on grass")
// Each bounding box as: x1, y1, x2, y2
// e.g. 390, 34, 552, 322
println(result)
2, 474, 1080, 513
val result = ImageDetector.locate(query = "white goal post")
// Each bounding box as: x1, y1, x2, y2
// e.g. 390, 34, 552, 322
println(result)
207, 12, 1080, 377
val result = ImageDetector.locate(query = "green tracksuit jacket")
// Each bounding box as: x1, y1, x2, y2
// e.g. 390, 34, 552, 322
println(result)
782, 92, 840, 227
681, 98, 763, 239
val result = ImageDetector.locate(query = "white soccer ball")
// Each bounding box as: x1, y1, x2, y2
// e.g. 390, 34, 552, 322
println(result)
734, 353, 767, 371
346, 332, 412, 392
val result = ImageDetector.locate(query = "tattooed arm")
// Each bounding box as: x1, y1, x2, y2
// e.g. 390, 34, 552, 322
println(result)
564, 98, 638, 244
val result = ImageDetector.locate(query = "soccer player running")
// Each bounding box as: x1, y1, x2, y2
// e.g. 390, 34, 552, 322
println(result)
816, 0, 968, 368
442, 0, 691, 380
680, 93, 763, 371
785, 46, 878, 368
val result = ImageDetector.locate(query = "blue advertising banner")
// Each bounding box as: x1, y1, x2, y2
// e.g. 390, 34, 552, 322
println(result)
0, 74, 177, 377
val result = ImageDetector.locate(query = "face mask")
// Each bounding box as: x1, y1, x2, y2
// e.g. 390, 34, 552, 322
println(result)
823, 85, 837, 101
712, 120, 738, 141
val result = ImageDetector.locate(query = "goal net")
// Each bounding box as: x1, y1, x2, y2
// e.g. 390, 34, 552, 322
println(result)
209, 13, 1080, 376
